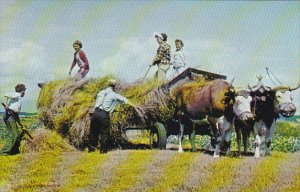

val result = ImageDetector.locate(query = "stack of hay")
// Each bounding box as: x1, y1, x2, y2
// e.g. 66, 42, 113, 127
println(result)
37, 76, 208, 150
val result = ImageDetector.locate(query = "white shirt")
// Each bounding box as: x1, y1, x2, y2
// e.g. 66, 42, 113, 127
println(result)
172, 49, 186, 68
94, 87, 128, 113
5, 92, 23, 113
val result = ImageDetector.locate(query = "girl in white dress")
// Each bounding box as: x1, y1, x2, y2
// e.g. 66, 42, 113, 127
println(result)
169, 39, 187, 79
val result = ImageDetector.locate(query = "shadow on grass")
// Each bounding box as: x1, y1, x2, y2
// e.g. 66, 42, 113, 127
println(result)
120, 142, 152, 150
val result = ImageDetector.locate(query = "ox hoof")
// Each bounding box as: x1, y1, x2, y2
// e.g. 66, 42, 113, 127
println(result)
213, 154, 220, 158
178, 148, 183, 153
265, 149, 271, 156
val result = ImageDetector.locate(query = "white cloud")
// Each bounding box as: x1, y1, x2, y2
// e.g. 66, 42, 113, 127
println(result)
0, 41, 52, 81
0, 41, 52, 112
91, 37, 158, 82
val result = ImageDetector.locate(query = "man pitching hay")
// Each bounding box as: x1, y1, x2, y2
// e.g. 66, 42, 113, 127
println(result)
150, 32, 171, 83
88, 79, 140, 153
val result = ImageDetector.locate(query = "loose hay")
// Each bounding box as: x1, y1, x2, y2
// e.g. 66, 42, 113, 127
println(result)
20, 128, 74, 153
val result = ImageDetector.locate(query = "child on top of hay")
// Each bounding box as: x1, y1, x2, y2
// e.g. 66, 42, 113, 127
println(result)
88, 79, 142, 153
69, 40, 90, 81
0, 84, 26, 155
169, 39, 187, 79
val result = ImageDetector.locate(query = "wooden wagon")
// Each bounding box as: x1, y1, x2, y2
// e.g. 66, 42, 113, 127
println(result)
124, 67, 226, 149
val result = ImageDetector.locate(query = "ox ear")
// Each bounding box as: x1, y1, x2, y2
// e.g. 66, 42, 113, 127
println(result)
247, 95, 252, 102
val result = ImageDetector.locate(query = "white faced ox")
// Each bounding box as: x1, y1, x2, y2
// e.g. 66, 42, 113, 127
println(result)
213, 95, 253, 158
276, 91, 296, 117
253, 84, 299, 158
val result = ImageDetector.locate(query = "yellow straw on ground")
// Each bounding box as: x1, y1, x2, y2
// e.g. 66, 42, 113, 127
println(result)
58, 152, 109, 191
12, 151, 63, 192
195, 156, 241, 191
282, 165, 300, 192
102, 150, 155, 191
0, 155, 22, 186
240, 152, 290, 192
147, 152, 197, 192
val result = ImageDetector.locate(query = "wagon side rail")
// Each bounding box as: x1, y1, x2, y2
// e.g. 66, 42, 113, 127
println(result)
164, 68, 227, 90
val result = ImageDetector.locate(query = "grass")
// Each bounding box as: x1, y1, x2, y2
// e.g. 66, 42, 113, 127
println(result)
195, 156, 242, 191
0, 150, 299, 191
147, 152, 197, 192
282, 165, 300, 192
102, 150, 155, 191
58, 152, 109, 191
12, 151, 63, 192
240, 152, 290, 192
0, 155, 22, 186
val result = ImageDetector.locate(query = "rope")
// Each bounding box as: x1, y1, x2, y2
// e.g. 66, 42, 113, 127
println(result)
266, 67, 283, 86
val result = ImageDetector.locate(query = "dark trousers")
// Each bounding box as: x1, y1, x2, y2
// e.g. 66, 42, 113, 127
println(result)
89, 108, 110, 153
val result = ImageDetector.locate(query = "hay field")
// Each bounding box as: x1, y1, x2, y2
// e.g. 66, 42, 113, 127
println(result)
0, 149, 299, 191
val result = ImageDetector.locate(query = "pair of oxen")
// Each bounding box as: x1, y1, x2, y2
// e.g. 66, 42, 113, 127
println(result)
173, 78, 299, 158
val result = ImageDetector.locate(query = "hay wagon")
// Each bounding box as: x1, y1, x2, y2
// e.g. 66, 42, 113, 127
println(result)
124, 68, 226, 149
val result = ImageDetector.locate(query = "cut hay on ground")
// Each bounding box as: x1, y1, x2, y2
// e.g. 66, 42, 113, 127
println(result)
20, 128, 74, 153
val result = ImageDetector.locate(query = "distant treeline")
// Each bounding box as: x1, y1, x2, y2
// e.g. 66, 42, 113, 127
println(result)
0, 112, 37, 117
280, 115, 300, 122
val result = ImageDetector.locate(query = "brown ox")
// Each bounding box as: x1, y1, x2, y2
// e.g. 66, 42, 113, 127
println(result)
172, 79, 236, 152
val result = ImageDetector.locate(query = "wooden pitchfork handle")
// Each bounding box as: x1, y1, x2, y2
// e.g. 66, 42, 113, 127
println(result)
2, 103, 33, 140
142, 65, 152, 81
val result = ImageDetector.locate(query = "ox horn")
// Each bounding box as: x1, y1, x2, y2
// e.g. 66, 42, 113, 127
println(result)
273, 83, 300, 92
273, 85, 290, 92
289, 83, 300, 91
248, 84, 253, 92
229, 77, 235, 86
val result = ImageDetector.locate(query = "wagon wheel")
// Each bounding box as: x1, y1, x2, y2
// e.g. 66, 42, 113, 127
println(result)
150, 122, 167, 149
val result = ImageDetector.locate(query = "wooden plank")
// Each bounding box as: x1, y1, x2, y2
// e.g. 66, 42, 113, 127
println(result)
165, 68, 226, 89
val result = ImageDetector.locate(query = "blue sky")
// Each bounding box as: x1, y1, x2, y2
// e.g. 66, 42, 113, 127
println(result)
0, 1, 299, 113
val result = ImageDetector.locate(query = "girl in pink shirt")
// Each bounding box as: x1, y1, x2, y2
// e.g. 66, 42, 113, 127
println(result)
69, 40, 90, 81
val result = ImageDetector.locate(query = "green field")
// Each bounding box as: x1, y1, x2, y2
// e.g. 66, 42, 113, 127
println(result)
0, 116, 299, 191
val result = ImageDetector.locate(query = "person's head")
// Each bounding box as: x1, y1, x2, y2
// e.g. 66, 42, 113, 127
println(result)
73, 40, 82, 52
107, 79, 117, 89
175, 39, 184, 50
154, 32, 167, 44
15, 84, 26, 97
